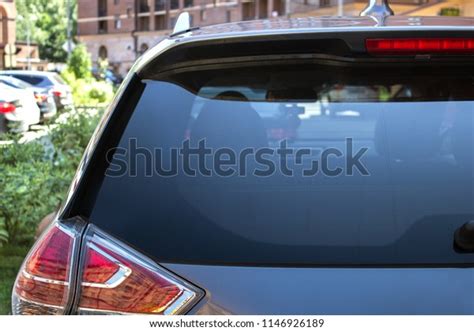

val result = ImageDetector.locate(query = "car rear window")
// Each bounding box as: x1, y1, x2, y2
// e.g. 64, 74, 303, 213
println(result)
0, 76, 32, 89
89, 62, 474, 266
12, 74, 51, 87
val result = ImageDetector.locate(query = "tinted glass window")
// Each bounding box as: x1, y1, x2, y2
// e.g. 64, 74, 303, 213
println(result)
90, 63, 474, 266
11, 74, 51, 87
0, 76, 32, 89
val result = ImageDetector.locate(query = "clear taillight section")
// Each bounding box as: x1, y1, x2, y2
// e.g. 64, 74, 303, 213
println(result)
77, 226, 201, 314
12, 219, 203, 315
12, 219, 83, 315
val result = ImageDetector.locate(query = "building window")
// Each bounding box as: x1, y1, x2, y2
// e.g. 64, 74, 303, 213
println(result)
155, 15, 166, 30
226, 10, 231, 23
259, 0, 268, 19
242, 2, 255, 21
273, 0, 284, 16
155, 0, 166, 11
98, 0, 107, 16
169, 16, 177, 28
114, 15, 122, 29
139, 0, 150, 13
170, 0, 179, 10
138, 17, 150, 31
98, 20, 108, 34
99, 46, 108, 60
320, 0, 331, 8
184, 0, 194, 8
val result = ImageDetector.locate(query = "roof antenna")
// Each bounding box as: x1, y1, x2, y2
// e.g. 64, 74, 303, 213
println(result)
172, 12, 191, 35
360, 0, 394, 19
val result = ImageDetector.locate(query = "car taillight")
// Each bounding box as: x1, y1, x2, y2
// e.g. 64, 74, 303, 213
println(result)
12, 219, 83, 315
76, 225, 202, 314
366, 38, 474, 55
52, 90, 62, 97
12, 220, 203, 315
0, 102, 16, 114
53, 90, 63, 98
34, 93, 48, 103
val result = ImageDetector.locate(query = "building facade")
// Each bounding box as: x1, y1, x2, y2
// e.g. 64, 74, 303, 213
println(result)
0, 0, 16, 69
0, 0, 47, 70
78, 0, 353, 76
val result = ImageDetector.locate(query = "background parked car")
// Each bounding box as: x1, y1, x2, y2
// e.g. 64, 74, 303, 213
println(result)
0, 70, 73, 112
0, 75, 57, 121
0, 83, 40, 134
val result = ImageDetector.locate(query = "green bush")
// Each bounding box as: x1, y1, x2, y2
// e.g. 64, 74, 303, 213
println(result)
61, 69, 114, 107
67, 44, 92, 80
0, 244, 30, 314
72, 79, 114, 106
0, 110, 103, 246
0, 141, 59, 245
61, 43, 114, 107
0, 160, 65, 245
51, 109, 103, 170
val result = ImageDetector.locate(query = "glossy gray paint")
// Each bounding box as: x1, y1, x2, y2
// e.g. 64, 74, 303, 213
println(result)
164, 263, 474, 315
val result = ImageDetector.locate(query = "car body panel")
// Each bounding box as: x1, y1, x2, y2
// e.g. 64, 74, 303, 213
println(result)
50, 16, 474, 315
164, 263, 474, 315
0, 75, 57, 120
0, 85, 40, 133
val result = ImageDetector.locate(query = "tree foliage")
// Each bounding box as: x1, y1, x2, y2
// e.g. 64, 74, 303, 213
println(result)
67, 44, 92, 79
16, 0, 77, 63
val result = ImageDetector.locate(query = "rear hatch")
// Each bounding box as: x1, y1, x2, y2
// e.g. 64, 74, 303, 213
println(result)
64, 32, 474, 314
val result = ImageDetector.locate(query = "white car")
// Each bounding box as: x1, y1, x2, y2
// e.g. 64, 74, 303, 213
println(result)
0, 83, 40, 134
0, 70, 74, 111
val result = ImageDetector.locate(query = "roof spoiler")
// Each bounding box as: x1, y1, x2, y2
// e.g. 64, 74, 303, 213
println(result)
360, 0, 394, 19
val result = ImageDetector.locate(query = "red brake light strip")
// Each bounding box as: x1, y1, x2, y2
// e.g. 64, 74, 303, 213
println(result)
366, 38, 474, 55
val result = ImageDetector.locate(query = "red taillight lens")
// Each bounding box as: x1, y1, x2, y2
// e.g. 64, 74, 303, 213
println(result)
76, 227, 202, 314
0, 102, 16, 114
366, 38, 474, 55
12, 220, 83, 314
52, 90, 62, 97
12, 221, 203, 315
82, 246, 120, 284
